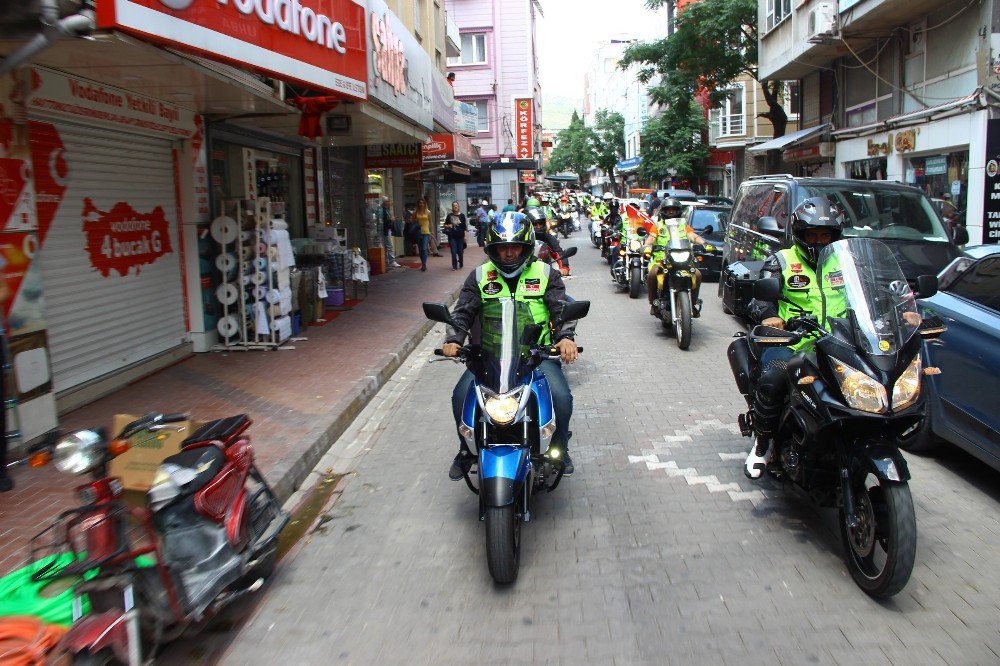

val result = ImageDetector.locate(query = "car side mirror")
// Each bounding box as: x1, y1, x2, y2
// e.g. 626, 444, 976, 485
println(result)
557, 300, 590, 324
952, 224, 969, 246
560, 246, 577, 259
916, 275, 938, 299
757, 216, 781, 237
754, 277, 782, 301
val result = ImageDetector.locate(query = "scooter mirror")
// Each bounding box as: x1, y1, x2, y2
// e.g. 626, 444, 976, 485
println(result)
423, 302, 455, 326
558, 300, 590, 323
635, 227, 648, 237
915, 274, 938, 299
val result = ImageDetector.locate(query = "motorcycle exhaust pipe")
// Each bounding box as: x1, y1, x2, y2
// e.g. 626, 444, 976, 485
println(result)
728, 335, 753, 395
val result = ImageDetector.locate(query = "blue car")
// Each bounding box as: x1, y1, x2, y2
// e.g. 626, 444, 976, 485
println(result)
901, 245, 1000, 470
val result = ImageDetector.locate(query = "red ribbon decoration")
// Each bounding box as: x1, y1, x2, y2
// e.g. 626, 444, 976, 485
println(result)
290, 96, 341, 139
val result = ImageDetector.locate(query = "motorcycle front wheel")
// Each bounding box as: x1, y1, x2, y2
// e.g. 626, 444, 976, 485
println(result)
675, 291, 692, 349
485, 506, 520, 584
839, 474, 916, 598
629, 267, 642, 299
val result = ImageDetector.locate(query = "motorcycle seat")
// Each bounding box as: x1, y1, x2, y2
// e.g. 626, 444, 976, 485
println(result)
181, 414, 251, 446
159, 445, 227, 495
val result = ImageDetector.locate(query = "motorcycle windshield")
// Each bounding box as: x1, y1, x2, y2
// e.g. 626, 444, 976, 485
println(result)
817, 238, 919, 356
475, 298, 535, 394
666, 232, 691, 251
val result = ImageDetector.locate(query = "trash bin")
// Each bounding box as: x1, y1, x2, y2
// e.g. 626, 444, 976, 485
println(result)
368, 247, 385, 275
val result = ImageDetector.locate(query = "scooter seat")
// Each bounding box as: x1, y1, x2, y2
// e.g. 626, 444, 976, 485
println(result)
159, 445, 227, 495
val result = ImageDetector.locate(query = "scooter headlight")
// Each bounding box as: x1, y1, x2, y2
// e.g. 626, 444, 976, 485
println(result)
53, 430, 104, 475
833, 360, 887, 414
669, 250, 690, 264
484, 393, 520, 425
891, 356, 922, 411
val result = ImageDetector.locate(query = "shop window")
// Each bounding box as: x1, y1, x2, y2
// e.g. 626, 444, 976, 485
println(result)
448, 33, 487, 66
847, 157, 887, 181
905, 151, 969, 209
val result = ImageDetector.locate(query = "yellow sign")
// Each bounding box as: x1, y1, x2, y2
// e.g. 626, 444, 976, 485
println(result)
878, 340, 891, 352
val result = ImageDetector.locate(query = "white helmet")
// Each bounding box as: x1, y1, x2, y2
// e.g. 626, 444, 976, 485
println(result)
602, 192, 613, 201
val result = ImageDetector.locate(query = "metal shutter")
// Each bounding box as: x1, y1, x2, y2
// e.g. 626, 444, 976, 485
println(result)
36, 120, 186, 393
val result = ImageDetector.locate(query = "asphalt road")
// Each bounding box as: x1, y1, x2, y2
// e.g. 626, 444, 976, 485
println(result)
214, 226, 1000, 665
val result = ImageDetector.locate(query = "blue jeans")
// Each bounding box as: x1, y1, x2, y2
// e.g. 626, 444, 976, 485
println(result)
418, 234, 430, 268
449, 237, 464, 268
451, 360, 573, 451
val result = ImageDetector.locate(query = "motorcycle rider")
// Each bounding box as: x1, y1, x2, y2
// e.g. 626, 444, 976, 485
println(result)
742, 197, 849, 478
643, 198, 705, 316
527, 206, 565, 258
444, 212, 580, 479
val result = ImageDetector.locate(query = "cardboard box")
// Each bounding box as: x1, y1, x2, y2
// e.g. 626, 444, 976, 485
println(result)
108, 414, 197, 491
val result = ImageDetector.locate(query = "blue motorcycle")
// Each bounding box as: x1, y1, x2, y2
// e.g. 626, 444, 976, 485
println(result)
424, 298, 589, 583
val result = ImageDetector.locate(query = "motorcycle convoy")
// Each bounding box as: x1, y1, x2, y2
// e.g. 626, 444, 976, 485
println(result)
5, 189, 947, 661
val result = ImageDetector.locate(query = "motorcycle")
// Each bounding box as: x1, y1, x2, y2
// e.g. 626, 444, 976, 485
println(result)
30, 412, 288, 664
534, 241, 577, 277
556, 204, 574, 239
727, 238, 944, 598
611, 231, 647, 299
649, 230, 700, 349
590, 216, 602, 248
423, 299, 589, 584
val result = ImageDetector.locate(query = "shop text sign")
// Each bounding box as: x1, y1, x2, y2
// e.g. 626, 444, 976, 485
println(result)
982, 119, 1000, 244
365, 0, 433, 130
518, 170, 536, 184
514, 98, 534, 161
422, 133, 480, 167
866, 129, 916, 157
365, 143, 422, 169
97, 0, 367, 99
27, 67, 195, 138
82, 198, 174, 277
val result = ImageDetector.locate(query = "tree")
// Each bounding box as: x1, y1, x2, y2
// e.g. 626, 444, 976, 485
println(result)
546, 111, 596, 185
592, 110, 626, 195
639, 96, 710, 184
621, 0, 788, 151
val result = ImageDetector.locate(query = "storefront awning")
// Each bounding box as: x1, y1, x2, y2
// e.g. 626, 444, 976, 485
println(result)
748, 123, 831, 154
403, 162, 472, 183
831, 89, 984, 139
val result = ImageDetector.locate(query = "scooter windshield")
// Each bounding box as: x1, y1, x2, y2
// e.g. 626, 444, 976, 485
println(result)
817, 238, 919, 357
474, 298, 535, 394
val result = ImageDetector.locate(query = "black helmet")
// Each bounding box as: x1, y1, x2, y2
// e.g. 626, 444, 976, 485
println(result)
791, 197, 844, 265
525, 206, 547, 227
485, 211, 536, 277
659, 197, 684, 219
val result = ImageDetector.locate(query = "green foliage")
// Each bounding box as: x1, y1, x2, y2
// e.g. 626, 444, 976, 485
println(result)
639, 96, 710, 183
592, 110, 626, 191
547, 110, 596, 185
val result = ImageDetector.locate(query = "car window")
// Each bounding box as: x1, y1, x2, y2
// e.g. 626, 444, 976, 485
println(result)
689, 208, 729, 233
770, 187, 790, 229
735, 184, 773, 227
798, 184, 950, 242
946, 256, 1000, 311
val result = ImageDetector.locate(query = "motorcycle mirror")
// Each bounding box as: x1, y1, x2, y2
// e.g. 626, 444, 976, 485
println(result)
702, 225, 714, 236
951, 224, 969, 246
423, 302, 467, 335
635, 227, 648, 237
754, 277, 782, 302
757, 216, 782, 237
557, 300, 590, 324
915, 274, 938, 299
561, 246, 578, 259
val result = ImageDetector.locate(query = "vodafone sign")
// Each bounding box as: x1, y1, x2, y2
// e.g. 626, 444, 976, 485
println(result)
97, 0, 367, 99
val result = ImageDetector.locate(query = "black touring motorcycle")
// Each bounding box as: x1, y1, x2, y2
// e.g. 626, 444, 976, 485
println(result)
728, 238, 944, 598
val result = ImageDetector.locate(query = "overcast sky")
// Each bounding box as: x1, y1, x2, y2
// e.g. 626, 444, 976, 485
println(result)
537, 0, 667, 103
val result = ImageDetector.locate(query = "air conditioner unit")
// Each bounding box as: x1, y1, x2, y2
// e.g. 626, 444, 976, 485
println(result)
806, 2, 838, 44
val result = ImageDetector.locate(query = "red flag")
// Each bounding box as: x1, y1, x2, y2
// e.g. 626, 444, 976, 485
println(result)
622, 202, 656, 235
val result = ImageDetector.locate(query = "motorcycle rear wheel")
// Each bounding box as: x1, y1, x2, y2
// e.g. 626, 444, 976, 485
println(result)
629, 267, 642, 299
675, 292, 692, 350
839, 475, 916, 598
485, 506, 520, 584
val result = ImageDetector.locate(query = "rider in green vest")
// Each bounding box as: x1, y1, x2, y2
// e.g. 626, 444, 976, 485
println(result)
743, 197, 846, 479
444, 212, 580, 478
643, 198, 706, 316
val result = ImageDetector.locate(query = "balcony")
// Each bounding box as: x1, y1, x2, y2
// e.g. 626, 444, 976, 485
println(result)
445, 11, 461, 58
708, 109, 746, 145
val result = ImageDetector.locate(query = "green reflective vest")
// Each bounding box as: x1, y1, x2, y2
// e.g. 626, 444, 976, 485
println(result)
651, 218, 688, 263
775, 247, 846, 350
526, 197, 540, 207
477, 260, 552, 345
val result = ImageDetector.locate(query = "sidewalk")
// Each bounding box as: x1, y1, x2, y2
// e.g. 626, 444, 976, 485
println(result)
0, 253, 466, 576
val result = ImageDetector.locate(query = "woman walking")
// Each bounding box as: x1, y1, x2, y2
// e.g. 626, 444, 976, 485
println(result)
415, 198, 432, 272
442, 201, 468, 270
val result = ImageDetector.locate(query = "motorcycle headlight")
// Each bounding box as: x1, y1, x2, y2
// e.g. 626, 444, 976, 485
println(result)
53, 430, 104, 475
669, 250, 690, 264
484, 393, 520, 425
833, 360, 887, 414
628, 239, 642, 252
891, 356, 922, 411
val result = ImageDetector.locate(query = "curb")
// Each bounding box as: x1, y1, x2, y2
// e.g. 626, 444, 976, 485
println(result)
266, 283, 464, 504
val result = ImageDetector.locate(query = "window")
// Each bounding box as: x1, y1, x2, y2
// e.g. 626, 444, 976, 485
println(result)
447, 33, 487, 66
473, 100, 489, 132
716, 84, 745, 137
784, 81, 800, 118
765, 0, 791, 32
947, 257, 1000, 311
435, 49, 442, 69
413, 0, 422, 34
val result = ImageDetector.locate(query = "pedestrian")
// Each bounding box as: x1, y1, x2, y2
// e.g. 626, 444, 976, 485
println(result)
473, 200, 489, 247
415, 198, 432, 271
488, 204, 498, 223
648, 192, 662, 218
403, 209, 420, 256
381, 197, 401, 269
501, 198, 516, 213
443, 201, 468, 270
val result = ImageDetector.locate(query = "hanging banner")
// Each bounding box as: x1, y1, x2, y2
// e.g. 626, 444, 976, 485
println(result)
96, 0, 367, 99
983, 118, 1000, 244
514, 98, 534, 161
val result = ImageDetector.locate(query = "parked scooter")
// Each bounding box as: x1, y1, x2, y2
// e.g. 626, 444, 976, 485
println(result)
423, 300, 589, 584
728, 238, 943, 598
30, 412, 288, 664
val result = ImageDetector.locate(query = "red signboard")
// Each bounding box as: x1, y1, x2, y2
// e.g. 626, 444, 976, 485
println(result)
422, 133, 480, 167
82, 198, 174, 278
514, 98, 533, 161
518, 170, 536, 184
96, 0, 367, 99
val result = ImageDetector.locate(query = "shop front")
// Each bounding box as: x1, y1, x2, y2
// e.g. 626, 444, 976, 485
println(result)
783, 142, 836, 179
